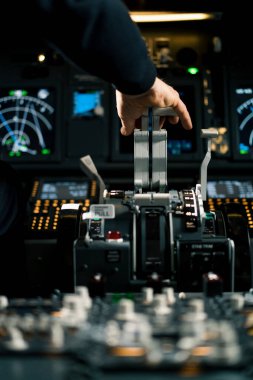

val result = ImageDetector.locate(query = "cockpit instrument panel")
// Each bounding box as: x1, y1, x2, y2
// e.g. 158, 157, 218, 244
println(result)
230, 82, 253, 160
0, 87, 58, 161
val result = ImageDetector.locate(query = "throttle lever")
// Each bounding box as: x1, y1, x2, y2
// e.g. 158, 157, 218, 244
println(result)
134, 106, 176, 193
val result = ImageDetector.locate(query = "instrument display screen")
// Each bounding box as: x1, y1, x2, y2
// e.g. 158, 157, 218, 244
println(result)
230, 83, 253, 160
0, 87, 56, 160
72, 89, 104, 118
207, 180, 253, 198
39, 180, 89, 200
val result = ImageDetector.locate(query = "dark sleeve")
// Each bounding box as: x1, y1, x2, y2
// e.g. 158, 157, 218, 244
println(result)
35, 0, 157, 95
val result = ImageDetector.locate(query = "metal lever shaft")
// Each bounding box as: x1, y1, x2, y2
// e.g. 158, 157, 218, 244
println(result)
134, 106, 176, 193
200, 128, 219, 201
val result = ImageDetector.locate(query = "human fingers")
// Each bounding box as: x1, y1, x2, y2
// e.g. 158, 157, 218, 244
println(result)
173, 98, 192, 130
151, 78, 192, 130
120, 118, 136, 136
167, 115, 179, 125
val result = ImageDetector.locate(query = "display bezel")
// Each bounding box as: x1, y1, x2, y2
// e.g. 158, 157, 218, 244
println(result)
229, 79, 253, 161
0, 80, 62, 163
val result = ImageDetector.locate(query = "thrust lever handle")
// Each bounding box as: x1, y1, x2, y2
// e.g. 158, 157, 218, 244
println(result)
134, 106, 176, 192
141, 106, 177, 131
200, 128, 219, 201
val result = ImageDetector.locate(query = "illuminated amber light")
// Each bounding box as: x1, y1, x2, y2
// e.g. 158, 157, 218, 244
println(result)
130, 12, 215, 23
110, 346, 146, 357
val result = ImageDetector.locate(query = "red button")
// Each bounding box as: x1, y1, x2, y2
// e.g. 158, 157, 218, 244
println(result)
106, 230, 122, 240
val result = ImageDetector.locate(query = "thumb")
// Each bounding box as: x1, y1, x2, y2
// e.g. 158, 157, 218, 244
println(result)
120, 118, 136, 136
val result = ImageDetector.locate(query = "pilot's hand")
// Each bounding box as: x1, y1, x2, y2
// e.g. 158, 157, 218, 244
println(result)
116, 77, 193, 136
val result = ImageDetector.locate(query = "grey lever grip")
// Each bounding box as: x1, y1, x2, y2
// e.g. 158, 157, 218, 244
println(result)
142, 106, 177, 117
141, 106, 177, 131
135, 107, 172, 192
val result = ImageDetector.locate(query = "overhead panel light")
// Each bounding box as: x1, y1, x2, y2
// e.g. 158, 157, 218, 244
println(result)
129, 12, 216, 23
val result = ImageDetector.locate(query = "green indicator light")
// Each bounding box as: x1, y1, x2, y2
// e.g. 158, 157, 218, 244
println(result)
41, 148, 51, 155
240, 150, 249, 155
187, 67, 199, 75
9, 151, 21, 157
9, 89, 28, 97
111, 293, 134, 303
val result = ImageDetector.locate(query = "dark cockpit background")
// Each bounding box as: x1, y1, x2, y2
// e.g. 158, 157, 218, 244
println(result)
0, 0, 253, 294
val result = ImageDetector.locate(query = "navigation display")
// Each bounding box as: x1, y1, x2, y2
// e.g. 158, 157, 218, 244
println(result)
0, 87, 56, 160
230, 83, 253, 160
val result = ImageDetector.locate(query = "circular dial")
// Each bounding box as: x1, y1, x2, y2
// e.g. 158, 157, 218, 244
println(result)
0, 88, 55, 158
237, 96, 253, 156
